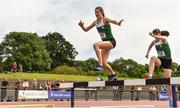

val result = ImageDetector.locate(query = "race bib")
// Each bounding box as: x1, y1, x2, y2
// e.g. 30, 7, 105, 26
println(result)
157, 51, 165, 57
99, 32, 106, 39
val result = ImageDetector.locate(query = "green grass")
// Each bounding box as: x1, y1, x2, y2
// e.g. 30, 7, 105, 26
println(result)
0, 72, 109, 81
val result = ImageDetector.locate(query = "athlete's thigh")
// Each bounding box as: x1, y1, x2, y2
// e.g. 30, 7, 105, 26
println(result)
154, 57, 161, 67
95, 41, 113, 49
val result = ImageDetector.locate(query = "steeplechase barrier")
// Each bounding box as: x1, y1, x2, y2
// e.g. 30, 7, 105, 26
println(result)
59, 77, 180, 108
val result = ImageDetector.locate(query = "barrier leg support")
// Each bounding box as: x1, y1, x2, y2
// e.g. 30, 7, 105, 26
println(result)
172, 85, 177, 107
71, 88, 74, 108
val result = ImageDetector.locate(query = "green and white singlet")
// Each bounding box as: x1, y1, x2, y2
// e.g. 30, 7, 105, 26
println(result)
155, 41, 171, 59
95, 19, 113, 41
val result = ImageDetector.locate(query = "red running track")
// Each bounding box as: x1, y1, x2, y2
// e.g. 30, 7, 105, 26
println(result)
0, 100, 179, 108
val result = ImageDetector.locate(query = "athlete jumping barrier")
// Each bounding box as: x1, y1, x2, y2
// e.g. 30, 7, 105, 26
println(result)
60, 77, 180, 108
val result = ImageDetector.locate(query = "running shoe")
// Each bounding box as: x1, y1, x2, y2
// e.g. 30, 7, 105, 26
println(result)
108, 74, 117, 81
144, 73, 152, 79
95, 65, 104, 71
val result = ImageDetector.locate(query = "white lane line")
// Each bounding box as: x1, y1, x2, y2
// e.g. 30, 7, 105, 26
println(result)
0, 104, 54, 108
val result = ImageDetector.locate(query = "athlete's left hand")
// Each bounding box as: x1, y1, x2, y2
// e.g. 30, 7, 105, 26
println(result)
118, 19, 124, 26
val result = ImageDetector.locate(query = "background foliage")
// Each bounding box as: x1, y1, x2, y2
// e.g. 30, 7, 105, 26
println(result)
0, 31, 179, 78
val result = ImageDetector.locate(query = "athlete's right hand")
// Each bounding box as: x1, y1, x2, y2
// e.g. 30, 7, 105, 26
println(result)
78, 20, 84, 28
149, 32, 154, 37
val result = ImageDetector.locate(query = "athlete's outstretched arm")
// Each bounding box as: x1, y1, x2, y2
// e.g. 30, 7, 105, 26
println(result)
78, 20, 95, 32
145, 40, 155, 58
105, 17, 124, 26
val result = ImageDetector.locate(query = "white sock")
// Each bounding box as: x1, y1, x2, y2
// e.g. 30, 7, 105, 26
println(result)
149, 73, 153, 77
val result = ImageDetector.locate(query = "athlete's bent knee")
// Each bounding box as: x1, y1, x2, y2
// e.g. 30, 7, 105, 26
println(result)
150, 56, 157, 61
93, 43, 99, 49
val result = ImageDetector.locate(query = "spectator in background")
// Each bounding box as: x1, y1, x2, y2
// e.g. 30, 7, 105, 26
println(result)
1, 78, 9, 101
18, 64, 23, 72
37, 82, 43, 102
130, 86, 135, 101
22, 79, 29, 101
112, 86, 119, 101
47, 80, 52, 91
55, 80, 61, 90
51, 81, 56, 89
41, 81, 48, 90
149, 85, 157, 101
15, 79, 21, 101
38, 83, 43, 90
53, 81, 60, 101
31, 79, 38, 90
31, 79, 38, 101
45, 80, 52, 101
135, 86, 142, 101
118, 86, 123, 101
11, 62, 17, 73
22, 79, 29, 90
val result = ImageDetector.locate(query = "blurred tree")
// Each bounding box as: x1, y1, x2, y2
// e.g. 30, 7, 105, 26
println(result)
0, 32, 52, 71
177, 65, 180, 71
42, 32, 78, 69
73, 58, 98, 72
111, 58, 146, 78
172, 62, 178, 72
